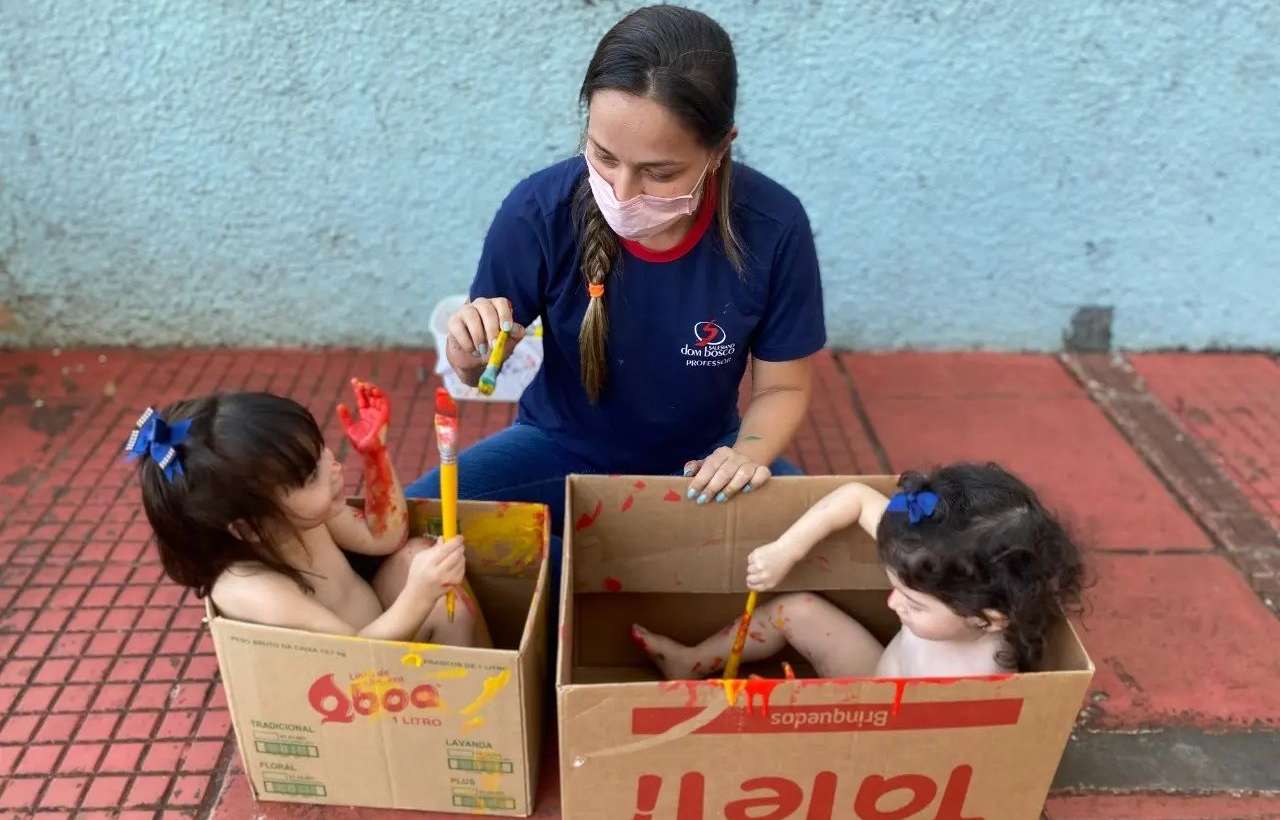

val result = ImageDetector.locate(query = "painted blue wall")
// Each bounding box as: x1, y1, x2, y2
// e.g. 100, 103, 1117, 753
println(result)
1, 1, 1277, 349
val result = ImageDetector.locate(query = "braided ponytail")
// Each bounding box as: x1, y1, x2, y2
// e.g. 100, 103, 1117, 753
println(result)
573, 177, 620, 402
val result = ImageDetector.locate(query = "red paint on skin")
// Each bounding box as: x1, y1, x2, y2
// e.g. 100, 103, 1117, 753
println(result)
604, 577, 623, 593
339, 379, 397, 536
454, 586, 479, 618
691, 661, 704, 675
749, 631, 766, 643
629, 626, 648, 652
782, 662, 796, 680
575, 499, 604, 531
621, 495, 634, 512
362, 450, 395, 535
633, 480, 647, 490
663, 490, 681, 502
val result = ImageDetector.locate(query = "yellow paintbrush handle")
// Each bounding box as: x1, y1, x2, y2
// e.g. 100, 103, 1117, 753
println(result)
723, 589, 758, 681
440, 461, 458, 620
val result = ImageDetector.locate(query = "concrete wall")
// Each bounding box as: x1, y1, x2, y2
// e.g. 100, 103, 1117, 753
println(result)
1, 0, 1276, 350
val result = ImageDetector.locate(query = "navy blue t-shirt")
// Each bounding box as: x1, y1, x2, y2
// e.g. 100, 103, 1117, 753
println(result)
470, 156, 825, 474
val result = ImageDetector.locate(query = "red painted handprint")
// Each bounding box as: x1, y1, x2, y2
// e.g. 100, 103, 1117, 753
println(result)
337, 379, 390, 454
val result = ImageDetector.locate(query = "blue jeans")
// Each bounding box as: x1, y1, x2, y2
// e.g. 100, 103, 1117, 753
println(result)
404, 422, 803, 540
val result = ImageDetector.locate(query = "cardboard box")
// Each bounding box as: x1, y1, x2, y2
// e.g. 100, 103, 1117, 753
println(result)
209, 498, 550, 815
557, 475, 1094, 820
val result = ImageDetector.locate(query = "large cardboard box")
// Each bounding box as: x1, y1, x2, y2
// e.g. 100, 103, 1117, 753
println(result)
558, 475, 1093, 820
209, 498, 550, 815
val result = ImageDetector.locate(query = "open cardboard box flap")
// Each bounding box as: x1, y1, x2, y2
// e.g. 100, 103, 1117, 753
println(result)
568, 475, 899, 594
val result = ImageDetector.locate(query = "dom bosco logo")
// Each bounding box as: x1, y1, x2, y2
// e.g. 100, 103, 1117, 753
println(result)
682, 321, 737, 365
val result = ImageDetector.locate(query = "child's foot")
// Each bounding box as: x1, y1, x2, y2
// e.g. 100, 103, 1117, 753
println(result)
631, 624, 708, 680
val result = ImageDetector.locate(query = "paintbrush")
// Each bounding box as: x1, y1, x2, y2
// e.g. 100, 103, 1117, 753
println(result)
476, 323, 511, 396
722, 589, 758, 701
434, 387, 459, 621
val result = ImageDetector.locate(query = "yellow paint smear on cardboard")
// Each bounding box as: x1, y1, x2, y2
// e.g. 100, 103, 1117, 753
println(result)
433, 666, 469, 680
460, 669, 512, 717
721, 678, 746, 707
399, 644, 442, 667
463, 716, 485, 733
462, 506, 544, 574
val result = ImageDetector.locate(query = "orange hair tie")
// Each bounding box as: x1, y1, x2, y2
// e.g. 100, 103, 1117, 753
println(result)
588, 282, 605, 299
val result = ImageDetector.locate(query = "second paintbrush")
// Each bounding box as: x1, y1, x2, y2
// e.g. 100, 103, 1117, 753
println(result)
476, 322, 512, 396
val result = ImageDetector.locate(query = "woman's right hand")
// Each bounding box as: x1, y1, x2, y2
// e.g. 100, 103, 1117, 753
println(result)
405, 536, 467, 600
445, 297, 527, 380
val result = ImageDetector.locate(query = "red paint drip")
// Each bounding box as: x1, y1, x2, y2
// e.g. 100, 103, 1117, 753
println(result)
604, 576, 623, 593
621, 495, 634, 512
663, 490, 681, 502
575, 499, 604, 531
633, 773, 661, 819
633, 480, 647, 490
660, 680, 703, 707
782, 662, 796, 680
629, 625, 648, 652
749, 631, 766, 643
725, 677, 786, 716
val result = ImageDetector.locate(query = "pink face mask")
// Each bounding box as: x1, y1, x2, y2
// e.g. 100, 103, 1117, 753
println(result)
584, 153, 713, 240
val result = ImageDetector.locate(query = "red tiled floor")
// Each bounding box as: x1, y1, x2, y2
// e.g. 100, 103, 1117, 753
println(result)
841, 352, 1211, 551
1132, 353, 1280, 526
1077, 553, 1280, 728
1045, 794, 1280, 819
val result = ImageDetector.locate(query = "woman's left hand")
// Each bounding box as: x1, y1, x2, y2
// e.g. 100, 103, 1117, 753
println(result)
683, 446, 771, 504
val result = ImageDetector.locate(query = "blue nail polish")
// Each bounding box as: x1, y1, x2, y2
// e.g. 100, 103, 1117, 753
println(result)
743, 484, 753, 494
715, 492, 727, 503
683, 467, 694, 477
697, 494, 708, 505
478, 343, 489, 357
687, 488, 697, 499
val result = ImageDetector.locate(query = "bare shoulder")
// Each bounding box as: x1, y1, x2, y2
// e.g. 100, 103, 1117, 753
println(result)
210, 562, 355, 635
210, 563, 301, 618
873, 630, 907, 677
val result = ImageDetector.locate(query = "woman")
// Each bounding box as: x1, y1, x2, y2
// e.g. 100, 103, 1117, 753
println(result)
407, 6, 824, 538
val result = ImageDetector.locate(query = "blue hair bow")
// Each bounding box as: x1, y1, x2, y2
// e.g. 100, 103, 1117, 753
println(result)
886, 490, 939, 525
123, 407, 191, 483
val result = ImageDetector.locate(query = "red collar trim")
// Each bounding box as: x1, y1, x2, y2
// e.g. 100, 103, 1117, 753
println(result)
620, 173, 718, 264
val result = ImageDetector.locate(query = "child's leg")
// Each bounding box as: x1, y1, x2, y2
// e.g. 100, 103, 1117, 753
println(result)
633, 592, 883, 679
371, 547, 493, 648
414, 580, 493, 648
